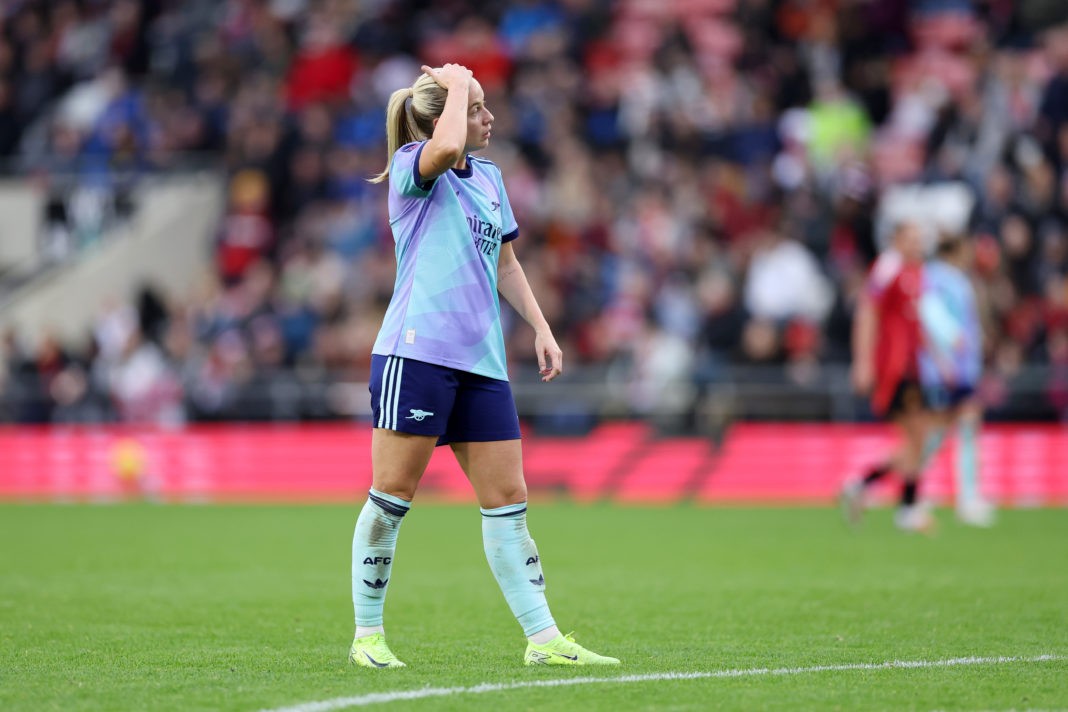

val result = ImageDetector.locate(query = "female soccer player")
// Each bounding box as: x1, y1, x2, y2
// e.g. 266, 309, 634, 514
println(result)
348, 63, 618, 668
918, 236, 994, 526
842, 221, 935, 532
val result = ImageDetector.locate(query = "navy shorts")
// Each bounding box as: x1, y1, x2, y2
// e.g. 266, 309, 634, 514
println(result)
884, 379, 929, 419
369, 354, 521, 446
924, 383, 976, 411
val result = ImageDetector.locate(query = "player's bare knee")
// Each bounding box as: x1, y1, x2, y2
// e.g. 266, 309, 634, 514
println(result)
370, 477, 418, 502
479, 483, 527, 510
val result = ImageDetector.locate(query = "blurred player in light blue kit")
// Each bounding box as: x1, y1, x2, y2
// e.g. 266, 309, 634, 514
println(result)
918, 235, 995, 527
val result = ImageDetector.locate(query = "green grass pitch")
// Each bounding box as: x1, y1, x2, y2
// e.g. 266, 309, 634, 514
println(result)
2, 503, 1066, 711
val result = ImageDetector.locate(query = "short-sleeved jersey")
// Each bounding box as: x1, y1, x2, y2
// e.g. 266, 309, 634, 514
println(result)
867, 250, 924, 415
918, 259, 981, 388
372, 141, 519, 381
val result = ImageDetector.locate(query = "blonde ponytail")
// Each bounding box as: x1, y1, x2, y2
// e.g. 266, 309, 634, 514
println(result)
369, 74, 448, 184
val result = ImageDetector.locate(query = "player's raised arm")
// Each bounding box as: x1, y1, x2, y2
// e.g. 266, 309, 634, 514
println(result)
369, 63, 472, 187
417, 64, 472, 180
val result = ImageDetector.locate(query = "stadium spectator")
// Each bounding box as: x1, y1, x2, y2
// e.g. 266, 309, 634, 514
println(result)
216, 169, 275, 284
0, 79, 20, 156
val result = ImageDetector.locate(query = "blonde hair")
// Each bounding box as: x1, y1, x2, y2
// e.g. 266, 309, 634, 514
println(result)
369, 73, 448, 184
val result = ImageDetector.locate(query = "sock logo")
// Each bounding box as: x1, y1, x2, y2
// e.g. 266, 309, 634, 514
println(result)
529, 574, 544, 586
363, 556, 392, 565
406, 409, 434, 421
363, 578, 389, 589
525, 556, 539, 565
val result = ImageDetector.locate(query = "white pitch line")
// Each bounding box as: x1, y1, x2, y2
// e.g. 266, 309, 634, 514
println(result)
259, 654, 1065, 712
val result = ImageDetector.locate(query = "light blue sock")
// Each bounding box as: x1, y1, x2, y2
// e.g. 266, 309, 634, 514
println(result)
481, 502, 555, 637
920, 427, 947, 470
352, 488, 410, 627
956, 420, 980, 505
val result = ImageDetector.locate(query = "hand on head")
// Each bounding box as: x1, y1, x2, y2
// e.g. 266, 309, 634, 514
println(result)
421, 63, 472, 91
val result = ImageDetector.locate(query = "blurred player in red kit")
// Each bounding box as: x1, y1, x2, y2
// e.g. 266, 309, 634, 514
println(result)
841, 221, 934, 532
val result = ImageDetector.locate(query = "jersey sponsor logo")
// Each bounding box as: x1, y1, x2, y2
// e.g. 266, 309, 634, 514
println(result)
473, 237, 498, 256
467, 212, 503, 255
406, 409, 434, 421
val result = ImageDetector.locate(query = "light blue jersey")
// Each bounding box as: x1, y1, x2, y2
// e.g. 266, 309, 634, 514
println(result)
919, 260, 981, 388
372, 142, 519, 381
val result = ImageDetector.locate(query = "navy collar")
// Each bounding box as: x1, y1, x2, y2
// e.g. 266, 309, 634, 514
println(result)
450, 157, 473, 178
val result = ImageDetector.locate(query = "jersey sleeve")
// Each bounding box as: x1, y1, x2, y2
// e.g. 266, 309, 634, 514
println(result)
390, 141, 434, 197
496, 169, 519, 243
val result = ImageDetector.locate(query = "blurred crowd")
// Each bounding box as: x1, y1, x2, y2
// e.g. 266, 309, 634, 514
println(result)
2, 0, 1068, 424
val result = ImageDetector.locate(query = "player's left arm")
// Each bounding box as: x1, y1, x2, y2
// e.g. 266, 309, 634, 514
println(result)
851, 290, 876, 394
497, 242, 563, 382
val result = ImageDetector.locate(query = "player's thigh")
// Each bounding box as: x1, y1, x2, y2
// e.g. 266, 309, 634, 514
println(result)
950, 386, 982, 424
442, 373, 525, 507
368, 354, 459, 499
886, 382, 927, 460
957, 396, 983, 425
439, 372, 522, 446
450, 439, 527, 509
371, 429, 437, 500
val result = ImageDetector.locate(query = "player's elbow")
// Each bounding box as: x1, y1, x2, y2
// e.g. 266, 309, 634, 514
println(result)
426, 140, 463, 167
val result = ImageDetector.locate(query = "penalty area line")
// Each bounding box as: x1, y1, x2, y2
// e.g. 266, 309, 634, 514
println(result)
259, 654, 1065, 712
